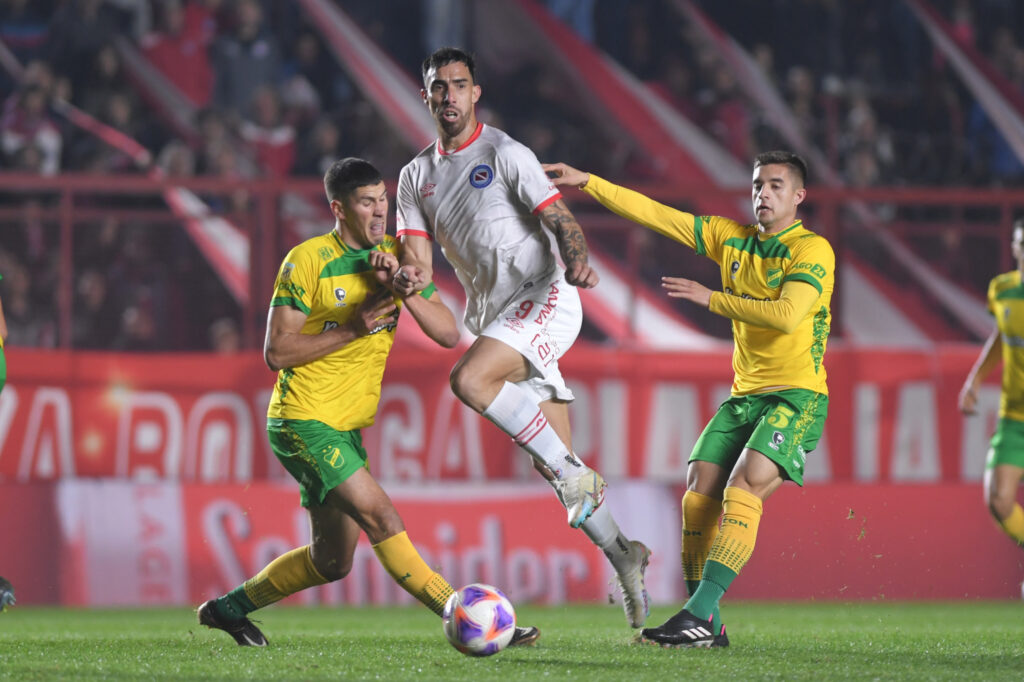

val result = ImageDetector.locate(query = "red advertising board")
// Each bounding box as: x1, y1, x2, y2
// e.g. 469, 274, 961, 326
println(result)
0, 345, 1001, 484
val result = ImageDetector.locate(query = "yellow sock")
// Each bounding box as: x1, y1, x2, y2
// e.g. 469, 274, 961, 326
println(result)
681, 490, 722, 583
706, 486, 763, 575
243, 545, 328, 609
998, 503, 1024, 545
373, 531, 454, 616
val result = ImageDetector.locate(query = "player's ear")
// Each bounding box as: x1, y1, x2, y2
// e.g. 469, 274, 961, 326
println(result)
421, 88, 429, 105
329, 199, 345, 221
793, 187, 806, 207
472, 84, 481, 104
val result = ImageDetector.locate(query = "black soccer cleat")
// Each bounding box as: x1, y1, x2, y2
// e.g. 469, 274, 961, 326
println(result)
197, 599, 268, 647
640, 608, 716, 648
712, 624, 729, 648
509, 625, 540, 647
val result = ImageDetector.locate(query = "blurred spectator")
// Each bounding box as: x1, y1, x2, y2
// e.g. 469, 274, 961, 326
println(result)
238, 86, 295, 177
157, 138, 196, 177
0, 0, 52, 66
208, 316, 240, 353
73, 269, 120, 349
209, 0, 282, 115
1, 85, 62, 175
0, 262, 55, 347
72, 92, 145, 173
839, 91, 895, 184
699, 63, 753, 163
77, 44, 133, 119
46, 0, 122, 86
113, 299, 159, 351
282, 30, 352, 114
139, 0, 214, 107
295, 116, 343, 178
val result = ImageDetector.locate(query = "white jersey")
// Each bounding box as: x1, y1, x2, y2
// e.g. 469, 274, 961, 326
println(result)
396, 123, 563, 335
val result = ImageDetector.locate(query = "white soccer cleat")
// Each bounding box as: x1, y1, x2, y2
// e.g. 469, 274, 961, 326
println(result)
553, 467, 606, 528
616, 541, 651, 628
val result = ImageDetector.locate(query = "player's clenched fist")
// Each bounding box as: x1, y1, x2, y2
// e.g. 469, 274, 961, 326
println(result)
393, 264, 427, 297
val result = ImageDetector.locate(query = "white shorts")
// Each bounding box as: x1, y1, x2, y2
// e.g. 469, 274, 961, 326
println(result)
480, 271, 582, 403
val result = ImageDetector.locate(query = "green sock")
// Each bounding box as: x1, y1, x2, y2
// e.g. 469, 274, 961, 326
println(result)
684, 560, 736, 624
216, 586, 258, 622
686, 578, 722, 633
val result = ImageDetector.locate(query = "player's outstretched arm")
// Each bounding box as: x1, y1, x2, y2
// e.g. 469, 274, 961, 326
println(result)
263, 294, 397, 371
538, 199, 599, 288
959, 327, 1002, 415
679, 279, 821, 334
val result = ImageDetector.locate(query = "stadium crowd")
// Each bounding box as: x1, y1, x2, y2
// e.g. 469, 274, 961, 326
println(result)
1, 0, 1023, 349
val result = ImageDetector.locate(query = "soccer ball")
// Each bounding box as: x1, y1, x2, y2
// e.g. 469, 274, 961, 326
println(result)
441, 583, 516, 656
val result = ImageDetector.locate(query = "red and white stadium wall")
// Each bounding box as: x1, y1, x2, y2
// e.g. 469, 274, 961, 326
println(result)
1, 347, 1021, 605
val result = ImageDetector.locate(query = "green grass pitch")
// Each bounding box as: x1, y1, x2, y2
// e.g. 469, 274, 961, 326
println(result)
2, 602, 1023, 681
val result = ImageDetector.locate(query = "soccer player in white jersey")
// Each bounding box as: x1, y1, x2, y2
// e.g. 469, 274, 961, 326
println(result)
393, 47, 650, 629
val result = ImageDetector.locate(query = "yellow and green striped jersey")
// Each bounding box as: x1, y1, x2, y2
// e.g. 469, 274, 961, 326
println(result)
584, 174, 834, 396
266, 230, 402, 431
987, 270, 1024, 420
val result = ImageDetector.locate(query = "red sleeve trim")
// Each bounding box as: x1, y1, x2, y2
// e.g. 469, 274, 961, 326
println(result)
532, 192, 562, 215
396, 227, 433, 240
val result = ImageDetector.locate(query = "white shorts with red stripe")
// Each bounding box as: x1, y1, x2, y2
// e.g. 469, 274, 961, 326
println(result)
479, 270, 582, 404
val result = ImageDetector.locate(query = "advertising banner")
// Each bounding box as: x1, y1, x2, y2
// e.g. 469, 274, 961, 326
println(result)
0, 346, 1000, 484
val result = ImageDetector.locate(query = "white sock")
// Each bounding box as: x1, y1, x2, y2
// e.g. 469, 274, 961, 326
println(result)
482, 382, 585, 480
580, 504, 635, 574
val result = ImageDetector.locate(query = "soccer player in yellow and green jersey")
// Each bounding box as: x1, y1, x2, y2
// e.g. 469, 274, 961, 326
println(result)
546, 151, 833, 648
960, 219, 1024, 562
197, 158, 539, 648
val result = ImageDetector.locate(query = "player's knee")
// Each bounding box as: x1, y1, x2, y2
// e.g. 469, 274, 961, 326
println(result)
449, 363, 479, 403
362, 508, 406, 545
986, 490, 1015, 521
313, 553, 353, 582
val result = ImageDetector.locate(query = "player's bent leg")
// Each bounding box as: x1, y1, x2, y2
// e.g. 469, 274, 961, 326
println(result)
984, 465, 1024, 545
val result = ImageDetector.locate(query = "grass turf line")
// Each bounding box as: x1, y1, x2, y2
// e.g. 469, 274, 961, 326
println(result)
1, 602, 1023, 681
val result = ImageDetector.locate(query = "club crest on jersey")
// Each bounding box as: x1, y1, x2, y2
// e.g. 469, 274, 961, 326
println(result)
334, 287, 347, 306
766, 268, 782, 287
420, 183, 436, 198
469, 164, 494, 188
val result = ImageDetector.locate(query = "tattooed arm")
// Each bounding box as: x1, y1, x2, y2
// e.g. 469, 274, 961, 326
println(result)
538, 199, 600, 288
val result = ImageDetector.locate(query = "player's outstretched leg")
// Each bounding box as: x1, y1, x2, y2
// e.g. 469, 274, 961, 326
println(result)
197, 599, 268, 647
578, 503, 650, 628
615, 540, 651, 628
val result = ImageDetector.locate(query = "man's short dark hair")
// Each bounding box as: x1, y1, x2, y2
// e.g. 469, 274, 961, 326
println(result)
422, 46, 476, 85
323, 157, 382, 203
754, 151, 808, 187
